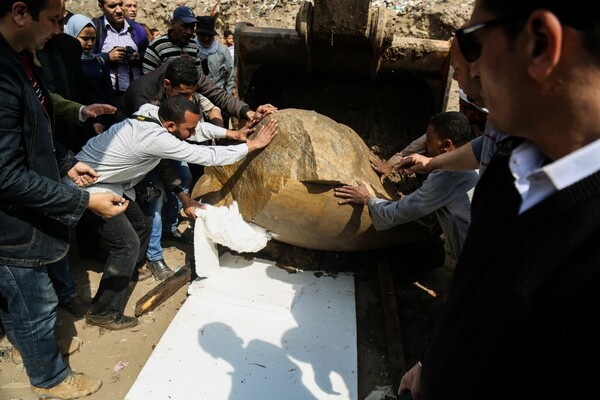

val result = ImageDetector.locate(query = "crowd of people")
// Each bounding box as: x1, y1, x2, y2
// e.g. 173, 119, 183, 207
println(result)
1, 0, 599, 398
0, 0, 274, 398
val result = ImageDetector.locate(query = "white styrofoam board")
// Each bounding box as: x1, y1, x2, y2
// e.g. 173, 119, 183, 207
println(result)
126, 252, 357, 400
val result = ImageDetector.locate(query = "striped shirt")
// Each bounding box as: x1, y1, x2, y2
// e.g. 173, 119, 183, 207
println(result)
142, 32, 201, 74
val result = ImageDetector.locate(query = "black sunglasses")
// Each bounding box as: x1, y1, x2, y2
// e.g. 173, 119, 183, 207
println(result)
455, 17, 523, 62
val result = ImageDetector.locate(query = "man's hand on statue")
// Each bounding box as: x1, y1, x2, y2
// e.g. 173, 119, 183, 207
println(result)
247, 104, 278, 124
246, 120, 278, 151
370, 158, 395, 183
226, 126, 254, 142
334, 181, 375, 205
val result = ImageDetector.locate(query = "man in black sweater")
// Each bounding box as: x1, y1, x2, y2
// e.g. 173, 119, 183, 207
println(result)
398, 1, 600, 399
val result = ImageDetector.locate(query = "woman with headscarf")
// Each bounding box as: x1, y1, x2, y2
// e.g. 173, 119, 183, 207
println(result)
65, 14, 120, 266
65, 14, 119, 137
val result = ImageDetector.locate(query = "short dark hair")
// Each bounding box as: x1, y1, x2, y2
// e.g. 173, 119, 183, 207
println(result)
224, 30, 233, 37
165, 57, 199, 88
480, 0, 600, 58
158, 95, 199, 124
429, 111, 472, 148
0, 0, 49, 19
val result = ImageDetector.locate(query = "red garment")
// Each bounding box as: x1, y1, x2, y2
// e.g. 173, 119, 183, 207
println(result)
18, 52, 46, 111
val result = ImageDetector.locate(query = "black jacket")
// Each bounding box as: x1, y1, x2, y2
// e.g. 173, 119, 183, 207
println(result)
0, 34, 89, 267
116, 62, 249, 122
420, 138, 600, 399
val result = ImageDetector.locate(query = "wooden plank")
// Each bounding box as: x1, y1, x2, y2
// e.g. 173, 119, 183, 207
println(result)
377, 255, 406, 384
134, 263, 192, 317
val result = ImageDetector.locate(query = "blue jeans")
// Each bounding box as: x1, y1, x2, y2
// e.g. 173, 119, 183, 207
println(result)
88, 199, 151, 319
143, 172, 166, 262
0, 263, 70, 387
163, 160, 192, 235
47, 257, 78, 304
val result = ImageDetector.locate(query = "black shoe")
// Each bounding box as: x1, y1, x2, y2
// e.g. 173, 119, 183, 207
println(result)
59, 295, 90, 318
86, 314, 139, 331
146, 259, 175, 281
162, 228, 194, 244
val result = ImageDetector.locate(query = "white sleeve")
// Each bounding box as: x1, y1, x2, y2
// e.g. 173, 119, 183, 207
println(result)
187, 121, 228, 143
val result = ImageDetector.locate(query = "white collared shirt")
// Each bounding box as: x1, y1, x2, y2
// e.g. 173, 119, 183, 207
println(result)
510, 138, 600, 214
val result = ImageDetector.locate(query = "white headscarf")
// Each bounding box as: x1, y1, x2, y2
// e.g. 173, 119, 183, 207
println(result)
65, 14, 96, 60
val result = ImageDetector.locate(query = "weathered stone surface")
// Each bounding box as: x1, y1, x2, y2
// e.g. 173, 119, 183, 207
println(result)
192, 108, 429, 251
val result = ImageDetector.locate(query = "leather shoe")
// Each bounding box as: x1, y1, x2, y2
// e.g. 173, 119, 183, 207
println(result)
146, 259, 174, 281
59, 295, 90, 318
86, 314, 139, 331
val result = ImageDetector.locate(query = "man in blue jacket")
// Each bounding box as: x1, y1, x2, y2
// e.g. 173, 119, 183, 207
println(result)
0, 1, 127, 398
93, 0, 148, 96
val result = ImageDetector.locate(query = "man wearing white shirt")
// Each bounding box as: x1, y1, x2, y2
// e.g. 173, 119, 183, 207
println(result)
117, 56, 255, 280
74, 96, 278, 330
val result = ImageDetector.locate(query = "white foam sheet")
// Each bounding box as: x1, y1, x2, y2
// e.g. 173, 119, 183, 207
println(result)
126, 253, 357, 400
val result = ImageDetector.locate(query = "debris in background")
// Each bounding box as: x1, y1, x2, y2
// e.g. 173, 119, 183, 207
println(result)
113, 361, 130, 372
364, 385, 398, 400
413, 281, 437, 297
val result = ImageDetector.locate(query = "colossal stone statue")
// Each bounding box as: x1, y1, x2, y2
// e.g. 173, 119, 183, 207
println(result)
191, 109, 429, 251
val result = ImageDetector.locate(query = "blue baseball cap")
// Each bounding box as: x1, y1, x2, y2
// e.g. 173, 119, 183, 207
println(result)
173, 6, 196, 24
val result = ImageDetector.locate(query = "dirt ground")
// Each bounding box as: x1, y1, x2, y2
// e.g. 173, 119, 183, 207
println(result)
0, 234, 456, 400
64, 0, 473, 41
1, 1, 471, 399
0, 233, 193, 400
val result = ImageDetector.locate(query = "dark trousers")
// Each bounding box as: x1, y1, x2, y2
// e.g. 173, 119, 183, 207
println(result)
88, 199, 151, 319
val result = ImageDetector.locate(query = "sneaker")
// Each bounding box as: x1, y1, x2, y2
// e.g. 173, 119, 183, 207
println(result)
59, 295, 90, 318
85, 314, 139, 331
31, 371, 102, 399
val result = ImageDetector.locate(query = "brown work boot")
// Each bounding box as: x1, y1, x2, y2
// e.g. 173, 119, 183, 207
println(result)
31, 371, 102, 399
